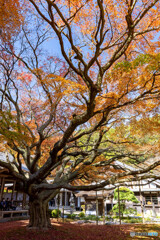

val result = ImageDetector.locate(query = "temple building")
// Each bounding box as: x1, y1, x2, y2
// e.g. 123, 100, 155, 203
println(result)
1, 152, 160, 219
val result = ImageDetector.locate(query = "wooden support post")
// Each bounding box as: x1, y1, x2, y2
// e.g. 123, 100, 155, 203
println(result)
16, 191, 18, 201
22, 193, 26, 209
0, 178, 5, 201
60, 193, 62, 206
139, 181, 144, 223
0, 178, 1, 201
11, 180, 16, 200
103, 190, 105, 225
57, 194, 60, 222
118, 186, 121, 225
96, 191, 98, 225
65, 190, 67, 206
62, 205, 64, 223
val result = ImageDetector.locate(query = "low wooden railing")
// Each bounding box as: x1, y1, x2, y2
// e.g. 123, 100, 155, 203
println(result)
0, 210, 28, 219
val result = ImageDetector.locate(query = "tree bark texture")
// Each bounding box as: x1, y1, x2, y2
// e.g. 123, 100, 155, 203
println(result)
28, 198, 51, 229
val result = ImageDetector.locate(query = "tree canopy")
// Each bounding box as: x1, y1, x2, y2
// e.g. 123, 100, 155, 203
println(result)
0, 0, 24, 41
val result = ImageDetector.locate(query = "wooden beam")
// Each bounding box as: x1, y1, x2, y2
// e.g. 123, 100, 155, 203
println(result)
0, 175, 11, 178
5, 179, 16, 182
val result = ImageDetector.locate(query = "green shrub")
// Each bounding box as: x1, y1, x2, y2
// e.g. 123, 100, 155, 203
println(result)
136, 213, 142, 217
105, 216, 113, 221
128, 218, 142, 223
85, 215, 100, 221
123, 217, 142, 223
66, 213, 76, 219
48, 209, 53, 218
51, 209, 61, 218
71, 214, 76, 219
66, 214, 71, 219
112, 216, 142, 223
78, 212, 85, 218
145, 217, 151, 222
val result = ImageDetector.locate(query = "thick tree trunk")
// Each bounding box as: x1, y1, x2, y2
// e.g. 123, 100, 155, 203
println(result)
28, 198, 51, 229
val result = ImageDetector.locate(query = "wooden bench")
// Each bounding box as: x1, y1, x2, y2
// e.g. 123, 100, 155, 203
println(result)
0, 210, 29, 220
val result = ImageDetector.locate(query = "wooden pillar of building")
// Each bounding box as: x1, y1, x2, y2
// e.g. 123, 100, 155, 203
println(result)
60, 193, 62, 206
118, 186, 121, 225
102, 190, 105, 225
0, 178, 5, 201
96, 191, 98, 225
62, 205, 64, 222
11, 180, 16, 200
139, 181, 144, 223
22, 193, 26, 209
57, 194, 60, 222
65, 190, 67, 206
111, 196, 113, 210
62, 190, 65, 222
16, 191, 18, 201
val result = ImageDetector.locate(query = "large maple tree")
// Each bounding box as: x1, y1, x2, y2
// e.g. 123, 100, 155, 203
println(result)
0, 0, 160, 229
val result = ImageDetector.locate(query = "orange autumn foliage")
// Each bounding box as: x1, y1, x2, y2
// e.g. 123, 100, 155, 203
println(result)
0, 0, 24, 40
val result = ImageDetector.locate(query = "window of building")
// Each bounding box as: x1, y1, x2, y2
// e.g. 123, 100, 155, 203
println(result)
152, 196, 158, 205
145, 196, 151, 205
145, 195, 158, 205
